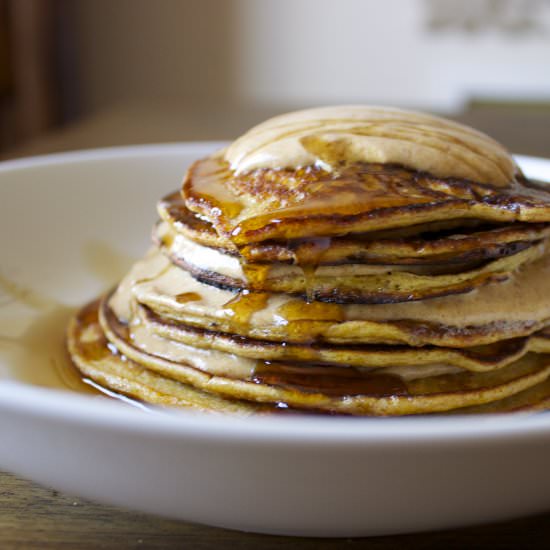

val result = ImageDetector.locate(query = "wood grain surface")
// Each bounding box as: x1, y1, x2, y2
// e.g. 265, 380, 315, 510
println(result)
1, 471, 549, 549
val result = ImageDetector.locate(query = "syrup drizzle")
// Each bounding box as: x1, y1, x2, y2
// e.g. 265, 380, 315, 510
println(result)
240, 262, 271, 290
276, 299, 345, 323
187, 158, 244, 219
222, 291, 270, 325
252, 362, 408, 397
175, 292, 202, 304
292, 236, 332, 302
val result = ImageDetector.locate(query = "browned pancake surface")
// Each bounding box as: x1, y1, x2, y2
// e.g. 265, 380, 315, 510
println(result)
182, 159, 550, 244
159, 191, 550, 265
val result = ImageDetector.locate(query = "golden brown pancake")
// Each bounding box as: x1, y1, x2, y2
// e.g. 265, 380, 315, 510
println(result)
136, 304, 550, 373
155, 220, 547, 304
159, 191, 550, 265
111, 249, 550, 348
96, 297, 550, 416
68, 300, 550, 416
450, 378, 550, 414
182, 159, 550, 245
67, 300, 263, 415
183, 107, 550, 245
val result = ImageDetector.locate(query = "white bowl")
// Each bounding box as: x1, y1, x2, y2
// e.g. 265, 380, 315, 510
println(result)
1, 144, 550, 538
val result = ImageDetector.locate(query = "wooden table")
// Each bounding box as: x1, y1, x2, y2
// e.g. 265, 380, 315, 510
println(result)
2, 101, 550, 549
1, 471, 549, 549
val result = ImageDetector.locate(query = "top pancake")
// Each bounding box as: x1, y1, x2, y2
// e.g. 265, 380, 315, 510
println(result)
182, 107, 550, 244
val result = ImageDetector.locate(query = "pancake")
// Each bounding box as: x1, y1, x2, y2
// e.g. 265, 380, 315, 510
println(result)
183, 158, 550, 246
155, 220, 547, 303
182, 107, 550, 246
69, 300, 550, 415
66, 300, 262, 414
159, 191, 550, 265
450, 378, 550, 414
96, 297, 550, 416
110, 249, 550, 347
136, 305, 550, 373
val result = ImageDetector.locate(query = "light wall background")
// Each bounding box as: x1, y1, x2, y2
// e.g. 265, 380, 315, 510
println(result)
73, 0, 550, 115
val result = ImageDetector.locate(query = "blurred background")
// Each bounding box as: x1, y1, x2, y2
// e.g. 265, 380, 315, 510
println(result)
1, 0, 550, 159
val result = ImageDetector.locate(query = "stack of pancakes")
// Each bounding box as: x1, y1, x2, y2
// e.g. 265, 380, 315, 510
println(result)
68, 106, 550, 415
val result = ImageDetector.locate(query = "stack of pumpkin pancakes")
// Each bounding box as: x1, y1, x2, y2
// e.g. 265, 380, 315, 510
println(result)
68, 106, 550, 415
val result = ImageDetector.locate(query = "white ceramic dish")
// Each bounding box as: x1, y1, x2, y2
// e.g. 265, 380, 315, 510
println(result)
1, 144, 550, 538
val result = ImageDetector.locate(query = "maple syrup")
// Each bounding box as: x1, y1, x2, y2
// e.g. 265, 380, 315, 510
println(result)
252, 362, 409, 397
221, 291, 270, 325
292, 236, 332, 301
240, 262, 271, 289
185, 158, 245, 220
276, 299, 345, 323
0, 249, 136, 402
175, 292, 202, 304
0, 273, 95, 393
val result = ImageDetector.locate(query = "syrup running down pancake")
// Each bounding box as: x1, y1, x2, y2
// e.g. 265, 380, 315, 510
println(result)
67, 106, 550, 415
